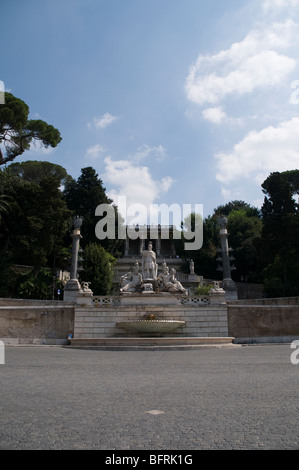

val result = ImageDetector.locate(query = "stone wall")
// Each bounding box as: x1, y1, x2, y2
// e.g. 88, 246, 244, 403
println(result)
227, 297, 299, 343
1, 295, 299, 344
73, 294, 229, 338
0, 299, 75, 344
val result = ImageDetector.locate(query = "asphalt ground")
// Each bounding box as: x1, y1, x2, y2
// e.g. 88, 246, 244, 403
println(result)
0, 344, 298, 451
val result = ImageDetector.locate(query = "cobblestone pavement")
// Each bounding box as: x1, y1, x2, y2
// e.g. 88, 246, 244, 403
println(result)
0, 344, 298, 450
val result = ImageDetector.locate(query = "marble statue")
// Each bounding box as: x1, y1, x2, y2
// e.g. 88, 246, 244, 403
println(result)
210, 280, 225, 294
189, 259, 195, 275
81, 281, 92, 293
142, 241, 157, 279
157, 261, 188, 295
120, 261, 143, 293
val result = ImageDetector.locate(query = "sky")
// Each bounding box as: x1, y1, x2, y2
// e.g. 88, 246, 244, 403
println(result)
1, 0, 299, 224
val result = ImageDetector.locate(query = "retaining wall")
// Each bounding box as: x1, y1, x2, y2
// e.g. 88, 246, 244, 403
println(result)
0, 299, 75, 344
1, 296, 299, 344
227, 297, 299, 343
74, 295, 229, 338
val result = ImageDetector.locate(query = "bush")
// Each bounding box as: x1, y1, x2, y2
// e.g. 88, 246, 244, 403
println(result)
80, 243, 115, 295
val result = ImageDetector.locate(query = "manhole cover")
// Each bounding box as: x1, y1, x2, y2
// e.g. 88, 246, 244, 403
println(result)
145, 410, 165, 415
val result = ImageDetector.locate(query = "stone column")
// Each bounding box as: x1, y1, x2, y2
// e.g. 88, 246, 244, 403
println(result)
217, 216, 237, 300
63, 216, 83, 302
124, 234, 129, 257
156, 230, 161, 257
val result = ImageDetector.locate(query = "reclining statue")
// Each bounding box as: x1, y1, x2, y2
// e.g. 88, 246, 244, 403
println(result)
120, 261, 143, 293
157, 261, 188, 295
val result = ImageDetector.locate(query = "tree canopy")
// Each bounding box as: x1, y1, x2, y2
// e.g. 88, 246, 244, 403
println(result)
0, 161, 72, 270
260, 171, 299, 296
1, 157, 299, 298
4, 160, 71, 186
80, 243, 115, 295
63, 167, 125, 256
0, 93, 62, 165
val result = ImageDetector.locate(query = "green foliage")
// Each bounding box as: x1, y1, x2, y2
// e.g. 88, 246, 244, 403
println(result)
63, 167, 125, 256
181, 202, 262, 283
261, 171, 299, 296
262, 257, 299, 298
1, 158, 299, 301
17, 268, 61, 300
5, 160, 71, 185
80, 243, 115, 295
0, 192, 10, 225
178, 213, 220, 280
0, 161, 72, 269
0, 93, 62, 165
214, 200, 261, 218
0, 264, 63, 300
226, 208, 263, 282
194, 284, 213, 295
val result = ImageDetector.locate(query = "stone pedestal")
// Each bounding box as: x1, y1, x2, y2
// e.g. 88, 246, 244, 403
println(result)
75, 291, 93, 306
222, 278, 238, 300
63, 279, 82, 302
210, 291, 226, 305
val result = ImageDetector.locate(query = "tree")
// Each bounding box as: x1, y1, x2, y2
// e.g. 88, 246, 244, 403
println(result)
0, 161, 72, 270
80, 243, 114, 295
0, 192, 10, 225
261, 171, 299, 296
0, 93, 62, 165
183, 202, 262, 282
4, 160, 71, 186
64, 166, 125, 256
226, 209, 262, 282
214, 200, 261, 218
177, 213, 220, 280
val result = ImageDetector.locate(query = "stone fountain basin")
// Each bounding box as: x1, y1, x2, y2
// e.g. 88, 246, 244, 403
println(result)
116, 320, 185, 334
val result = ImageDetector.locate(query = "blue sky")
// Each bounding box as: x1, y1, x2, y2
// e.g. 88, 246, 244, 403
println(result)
2, 0, 299, 223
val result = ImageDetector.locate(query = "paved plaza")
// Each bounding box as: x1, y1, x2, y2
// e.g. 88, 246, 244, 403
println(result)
0, 344, 298, 450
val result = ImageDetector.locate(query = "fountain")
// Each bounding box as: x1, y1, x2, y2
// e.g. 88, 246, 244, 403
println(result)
117, 313, 185, 336
68, 227, 235, 349
117, 245, 188, 336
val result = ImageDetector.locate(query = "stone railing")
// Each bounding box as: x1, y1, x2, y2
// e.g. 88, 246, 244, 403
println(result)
179, 296, 210, 305
76, 293, 225, 307
92, 296, 121, 307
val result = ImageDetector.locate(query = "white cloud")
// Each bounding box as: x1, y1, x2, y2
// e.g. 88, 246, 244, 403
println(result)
29, 140, 55, 154
85, 144, 106, 160
102, 156, 175, 223
133, 144, 167, 162
185, 21, 296, 107
263, 0, 299, 13
88, 112, 119, 129
202, 107, 227, 124
215, 117, 299, 185
221, 186, 242, 201
160, 176, 173, 193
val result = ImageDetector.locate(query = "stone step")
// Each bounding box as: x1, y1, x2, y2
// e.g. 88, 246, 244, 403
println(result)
67, 336, 236, 350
